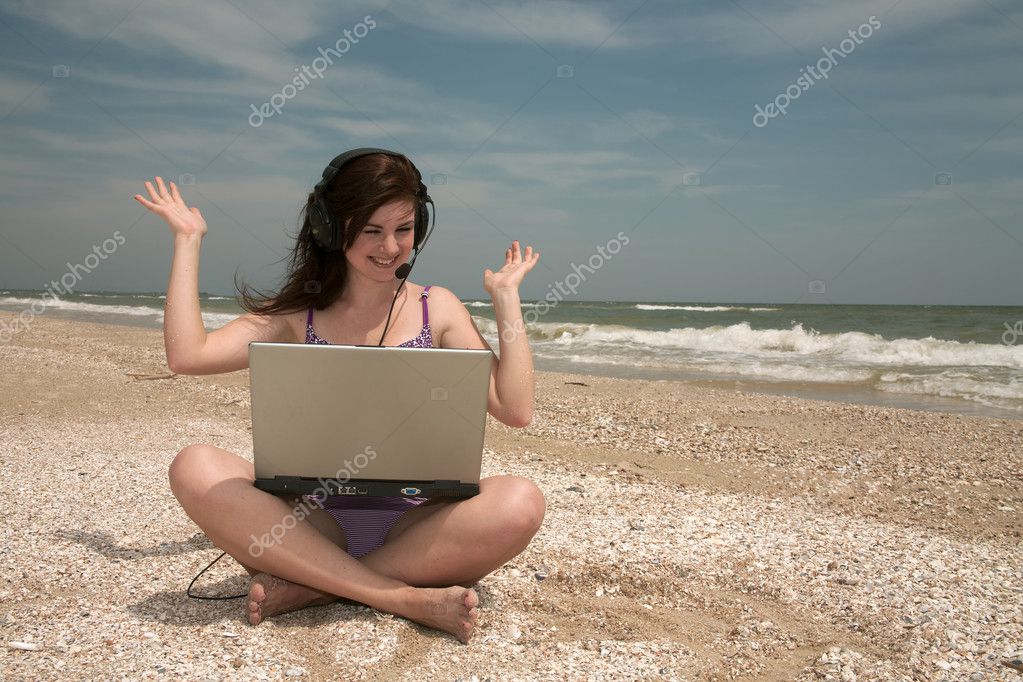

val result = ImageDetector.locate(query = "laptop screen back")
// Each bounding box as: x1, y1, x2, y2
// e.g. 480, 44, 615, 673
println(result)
249, 343, 493, 483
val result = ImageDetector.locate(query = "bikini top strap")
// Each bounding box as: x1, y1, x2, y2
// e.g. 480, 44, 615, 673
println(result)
421, 285, 432, 327
306, 307, 314, 327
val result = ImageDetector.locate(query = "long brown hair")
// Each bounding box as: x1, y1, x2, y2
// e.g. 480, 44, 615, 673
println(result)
235, 152, 425, 316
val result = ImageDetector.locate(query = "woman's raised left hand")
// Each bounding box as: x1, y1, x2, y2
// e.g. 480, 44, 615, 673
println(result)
484, 240, 540, 295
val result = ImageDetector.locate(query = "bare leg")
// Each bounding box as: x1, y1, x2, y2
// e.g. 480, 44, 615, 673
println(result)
240, 494, 348, 623
361, 475, 546, 587
169, 444, 478, 642
242, 475, 546, 623
241, 476, 545, 623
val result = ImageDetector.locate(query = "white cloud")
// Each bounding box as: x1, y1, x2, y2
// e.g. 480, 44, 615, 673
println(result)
632, 0, 993, 57
0, 70, 55, 118
2, 1, 383, 86
318, 116, 423, 138
619, 108, 675, 137
386, 0, 640, 50
469, 149, 655, 187
22, 127, 201, 159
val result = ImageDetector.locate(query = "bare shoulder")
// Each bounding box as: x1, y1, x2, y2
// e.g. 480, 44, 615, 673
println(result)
424, 285, 459, 337
426, 285, 491, 350
235, 304, 306, 346
172, 304, 302, 375
231, 306, 305, 344
425, 285, 466, 323
424, 284, 461, 308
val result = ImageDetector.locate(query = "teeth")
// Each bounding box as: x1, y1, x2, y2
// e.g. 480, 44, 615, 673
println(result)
371, 257, 395, 265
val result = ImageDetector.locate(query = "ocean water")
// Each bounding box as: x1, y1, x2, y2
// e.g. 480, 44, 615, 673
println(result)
2, 289, 1022, 419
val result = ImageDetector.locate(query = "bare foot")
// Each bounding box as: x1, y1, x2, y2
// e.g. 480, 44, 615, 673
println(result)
404, 586, 479, 643
247, 573, 336, 625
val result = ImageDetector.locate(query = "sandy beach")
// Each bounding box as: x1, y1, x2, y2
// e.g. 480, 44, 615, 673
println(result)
1, 313, 1021, 681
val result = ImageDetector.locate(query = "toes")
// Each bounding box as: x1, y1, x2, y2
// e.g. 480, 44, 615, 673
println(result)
248, 583, 266, 603
462, 588, 479, 609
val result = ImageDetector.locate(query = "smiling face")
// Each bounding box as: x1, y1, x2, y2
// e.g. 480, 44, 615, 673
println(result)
343, 199, 417, 282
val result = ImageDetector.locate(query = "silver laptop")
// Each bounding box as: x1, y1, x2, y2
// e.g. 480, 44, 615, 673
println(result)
248, 342, 493, 499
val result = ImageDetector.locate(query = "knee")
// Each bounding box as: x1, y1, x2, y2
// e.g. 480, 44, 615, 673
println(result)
489, 476, 546, 539
167, 443, 214, 501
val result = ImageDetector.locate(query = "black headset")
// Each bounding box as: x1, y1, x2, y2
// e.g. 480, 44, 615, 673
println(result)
308, 147, 433, 255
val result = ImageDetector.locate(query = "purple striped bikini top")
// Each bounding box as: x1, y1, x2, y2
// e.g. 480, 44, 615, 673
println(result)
305, 285, 433, 348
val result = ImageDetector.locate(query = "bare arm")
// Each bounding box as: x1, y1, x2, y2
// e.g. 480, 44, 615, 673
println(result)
489, 287, 534, 426
164, 233, 207, 373
436, 240, 541, 427
483, 241, 540, 425
136, 176, 292, 375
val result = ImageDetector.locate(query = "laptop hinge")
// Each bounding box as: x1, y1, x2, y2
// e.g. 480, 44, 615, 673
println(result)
253, 476, 478, 498
268, 476, 306, 493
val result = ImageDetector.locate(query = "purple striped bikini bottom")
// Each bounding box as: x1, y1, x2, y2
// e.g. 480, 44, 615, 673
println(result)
307, 495, 430, 558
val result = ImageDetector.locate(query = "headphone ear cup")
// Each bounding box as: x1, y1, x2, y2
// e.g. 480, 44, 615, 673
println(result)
309, 198, 338, 251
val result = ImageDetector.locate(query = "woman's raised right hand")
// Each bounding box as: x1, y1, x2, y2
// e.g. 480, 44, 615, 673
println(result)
134, 176, 208, 240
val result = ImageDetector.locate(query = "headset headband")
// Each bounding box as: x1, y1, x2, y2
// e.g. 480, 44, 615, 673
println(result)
308, 147, 431, 252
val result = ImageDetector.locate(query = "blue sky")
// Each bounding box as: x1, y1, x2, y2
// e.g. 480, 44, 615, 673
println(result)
0, 0, 1020, 305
